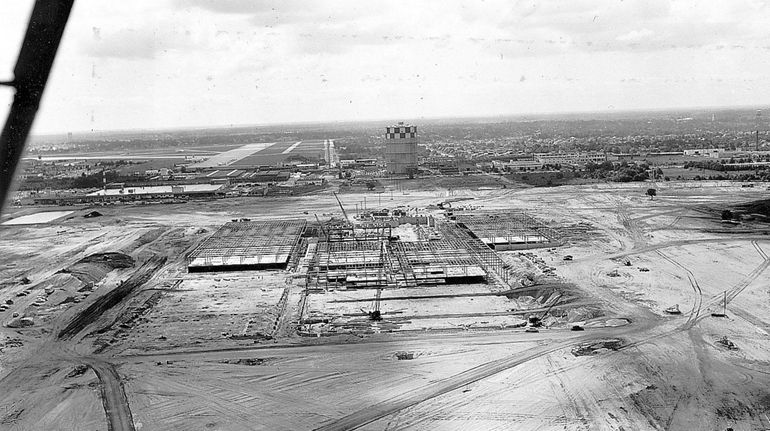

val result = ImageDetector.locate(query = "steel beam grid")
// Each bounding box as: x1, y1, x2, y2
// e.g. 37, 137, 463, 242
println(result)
187, 219, 307, 267
436, 221, 509, 283
454, 211, 559, 244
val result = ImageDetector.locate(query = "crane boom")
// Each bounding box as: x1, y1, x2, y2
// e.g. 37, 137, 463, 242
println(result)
332, 192, 351, 225
540, 294, 562, 320
314, 213, 327, 238
368, 287, 382, 320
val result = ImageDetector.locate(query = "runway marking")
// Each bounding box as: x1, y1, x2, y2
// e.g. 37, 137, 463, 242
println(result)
282, 141, 302, 154
189, 142, 276, 169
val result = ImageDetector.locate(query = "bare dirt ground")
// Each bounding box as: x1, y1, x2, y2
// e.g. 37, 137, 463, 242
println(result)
1, 181, 770, 430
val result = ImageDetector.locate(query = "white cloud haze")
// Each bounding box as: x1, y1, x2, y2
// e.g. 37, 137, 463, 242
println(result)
1, 0, 770, 134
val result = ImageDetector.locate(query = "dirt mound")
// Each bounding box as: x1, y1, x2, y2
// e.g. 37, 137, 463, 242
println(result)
571, 338, 624, 356
58, 255, 166, 340
62, 253, 135, 285
734, 199, 770, 217
77, 252, 134, 267
394, 351, 419, 360
219, 357, 276, 366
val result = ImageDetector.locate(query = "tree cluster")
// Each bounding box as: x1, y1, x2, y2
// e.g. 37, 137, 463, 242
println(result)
582, 161, 650, 182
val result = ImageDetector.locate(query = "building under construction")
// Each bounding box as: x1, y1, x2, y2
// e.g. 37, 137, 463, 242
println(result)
385, 122, 418, 177
453, 211, 560, 250
187, 219, 307, 272
304, 219, 508, 291
185, 210, 522, 290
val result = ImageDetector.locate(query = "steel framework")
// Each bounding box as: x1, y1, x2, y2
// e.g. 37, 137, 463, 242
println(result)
187, 219, 307, 270
454, 211, 560, 250
306, 220, 501, 290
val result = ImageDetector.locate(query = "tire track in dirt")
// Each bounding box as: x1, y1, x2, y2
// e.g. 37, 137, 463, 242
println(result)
698, 241, 770, 314
654, 250, 702, 328
312, 206, 770, 430
312, 325, 642, 431
365, 244, 770, 431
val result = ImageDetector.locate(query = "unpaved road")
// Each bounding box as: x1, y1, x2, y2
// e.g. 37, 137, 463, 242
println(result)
83, 357, 135, 431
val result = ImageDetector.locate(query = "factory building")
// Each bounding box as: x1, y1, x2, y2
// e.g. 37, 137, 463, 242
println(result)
385, 122, 418, 177
533, 152, 607, 166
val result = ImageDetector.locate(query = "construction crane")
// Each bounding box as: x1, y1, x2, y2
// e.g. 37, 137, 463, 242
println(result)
314, 214, 327, 238
358, 287, 382, 321
333, 191, 353, 226
528, 293, 562, 328
369, 288, 382, 321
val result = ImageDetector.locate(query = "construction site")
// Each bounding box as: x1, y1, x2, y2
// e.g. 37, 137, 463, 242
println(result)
2, 182, 770, 430
178, 193, 560, 337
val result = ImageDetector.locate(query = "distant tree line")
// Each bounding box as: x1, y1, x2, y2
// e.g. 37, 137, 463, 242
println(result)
19, 170, 140, 191
580, 161, 650, 182
684, 159, 769, 172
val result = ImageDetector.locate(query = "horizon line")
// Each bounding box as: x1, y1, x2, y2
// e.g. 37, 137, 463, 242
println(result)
30, 102, 770, 139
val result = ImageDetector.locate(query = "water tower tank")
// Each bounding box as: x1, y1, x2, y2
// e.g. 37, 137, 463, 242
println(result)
385, 122, 418, 177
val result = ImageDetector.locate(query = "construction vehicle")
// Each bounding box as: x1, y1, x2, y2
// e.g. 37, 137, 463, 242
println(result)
717, 335, 737, 350
664, 304, 682, 315
528, 294, 562, 328
367, 288, 382, 321
711, 291, 727, 317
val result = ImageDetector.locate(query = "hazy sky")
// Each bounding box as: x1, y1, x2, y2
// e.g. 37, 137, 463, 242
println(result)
2, 0, 770, 134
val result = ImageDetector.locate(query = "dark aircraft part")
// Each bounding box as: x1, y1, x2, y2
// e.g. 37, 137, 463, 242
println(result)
0, 0, 75, 213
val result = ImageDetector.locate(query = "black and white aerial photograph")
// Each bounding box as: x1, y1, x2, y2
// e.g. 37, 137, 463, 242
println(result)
3, 1, 770, 430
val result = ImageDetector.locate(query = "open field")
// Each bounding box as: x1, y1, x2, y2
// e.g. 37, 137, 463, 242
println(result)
1, 181, 770, 430
188, 142, 277, 169
231, 140, 328, 167
187, 139, 331, 169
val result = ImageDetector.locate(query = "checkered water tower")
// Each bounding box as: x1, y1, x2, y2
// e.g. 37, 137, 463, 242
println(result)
385, 122, 418, 177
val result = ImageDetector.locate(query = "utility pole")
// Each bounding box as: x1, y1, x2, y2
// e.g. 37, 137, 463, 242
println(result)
756, 110, 762, 152
102, 169, 106, 203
